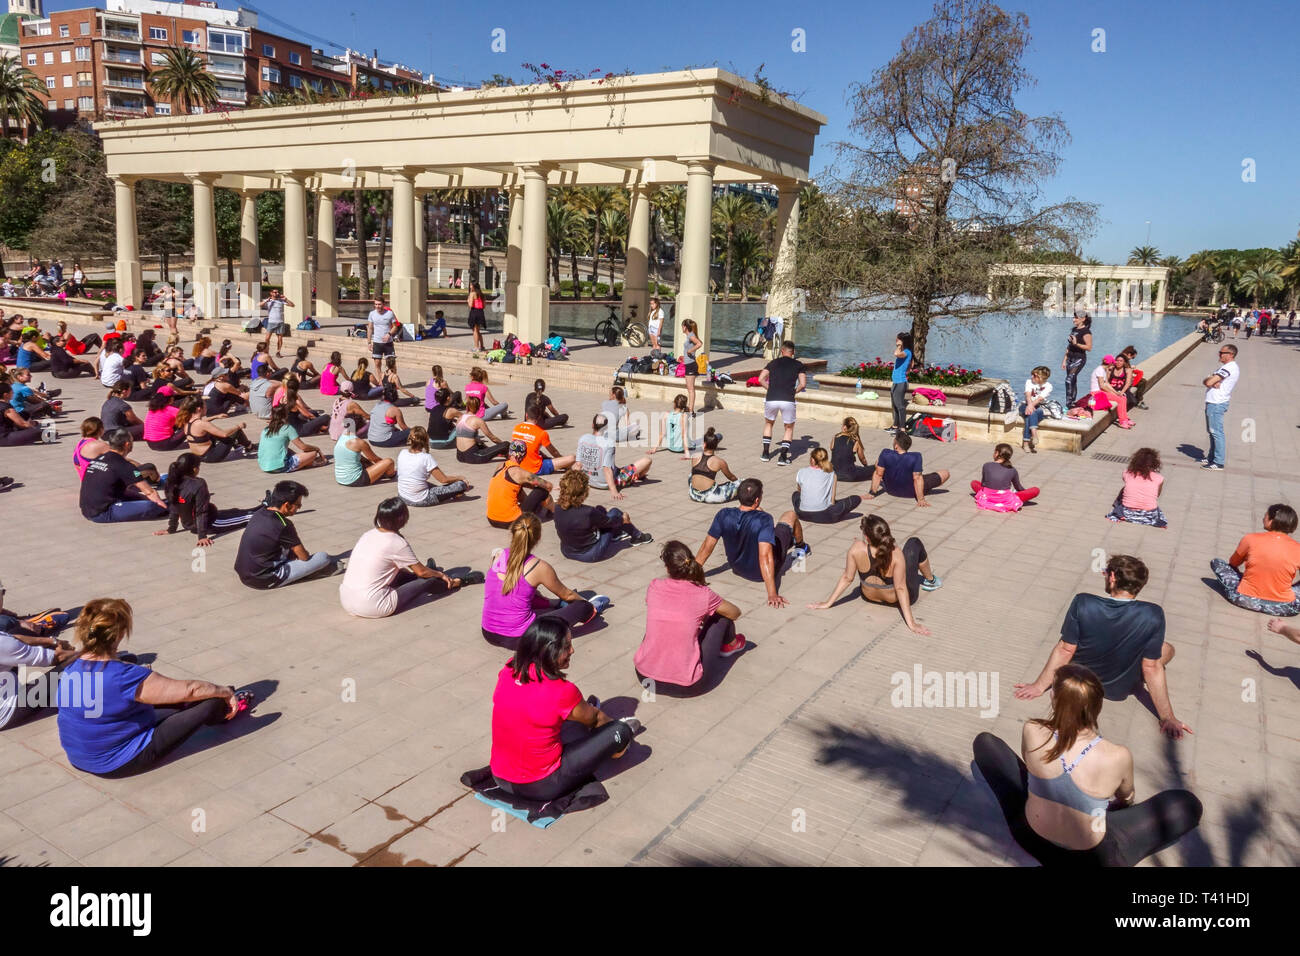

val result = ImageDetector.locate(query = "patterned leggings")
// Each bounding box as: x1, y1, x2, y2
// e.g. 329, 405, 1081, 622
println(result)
1210, 558, 1300, 615
688, 478, 740, 503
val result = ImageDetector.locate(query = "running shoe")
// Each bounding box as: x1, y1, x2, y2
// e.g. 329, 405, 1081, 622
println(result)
777, 454, 791, 466
921, 575, 943, 591
0, 477, 13, 489
1202, 463, 1223, 470
590, 594, 611, 615
719, 633, 747, 657
619, 717, 644, 735
760, 453, 771, 462
629, 532, 653, 546
790, 542, 812, 560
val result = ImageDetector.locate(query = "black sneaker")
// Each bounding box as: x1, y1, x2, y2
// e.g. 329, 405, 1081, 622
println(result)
260, 488, 273, 507
760, 452, 772, 462
777, 454, 791, 466
630, 531, 653, 546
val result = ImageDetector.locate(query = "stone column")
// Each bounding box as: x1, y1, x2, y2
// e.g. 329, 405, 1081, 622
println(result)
315, 190, 338, 318
767, 181, 801, 356
1155, 276, 1167, 314
189, 173, 221, 320
236, 189, 260, 316
516, 164, 551, 343
278, 171, 309, 325
676, 158, 715, 356
387, 168, 417, 334
1085, 277, 1097, 311
112, 176, 142, 309
1120, 278, 1132, 312
412, 189, 429, 331
504, 186, 523, 336
622, 183, 650, 332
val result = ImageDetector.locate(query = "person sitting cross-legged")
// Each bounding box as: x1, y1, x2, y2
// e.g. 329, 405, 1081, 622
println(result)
79, 429, 167, 523
1014, 554, 1190, 740
974, 664, 1202, 867
573, 412, 652, 501
333, 418, 396, 488
792, 446, 862, 523
396, 426, 470, 507
970, 443, 1040, 513
866, 431, 949, 508
695, 477, 809, 609
1210, 503, 1300, 615
339, 497, 482, 618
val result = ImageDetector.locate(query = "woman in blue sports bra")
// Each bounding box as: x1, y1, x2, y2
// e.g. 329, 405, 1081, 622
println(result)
974, 664, 1203, 866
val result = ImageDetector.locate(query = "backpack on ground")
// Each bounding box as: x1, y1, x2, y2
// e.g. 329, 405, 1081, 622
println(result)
297, 317, 319, 331
919, 416, 956, 442
634, 356, 655, 374
241, 317, 262, 333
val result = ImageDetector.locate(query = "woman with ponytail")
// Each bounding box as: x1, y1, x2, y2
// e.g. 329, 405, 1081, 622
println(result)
274, 374, 330, 436
154, 453, 264, 545
633, 540, 745, 693
56, 598, 254, 777
793, 446, 862, 523
177, 395, 255, 463
974, 664, 1203, 865
971, 443, 1040, 513
808, 514, 941, 634
480, 513, 608, 647
831, 417, 872, 482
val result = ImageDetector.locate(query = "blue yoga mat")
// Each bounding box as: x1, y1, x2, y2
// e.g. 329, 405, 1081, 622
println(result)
473, 792, 560, 829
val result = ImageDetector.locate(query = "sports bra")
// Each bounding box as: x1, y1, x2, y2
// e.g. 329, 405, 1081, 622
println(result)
73, 437, 94, 480
691, 453, 718, 480
455, 418, 480, 440
1026, 731, 1110, 815
185, 418, 209, 445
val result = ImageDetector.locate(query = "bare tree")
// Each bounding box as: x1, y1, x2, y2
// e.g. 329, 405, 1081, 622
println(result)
797, 0, 1099, 362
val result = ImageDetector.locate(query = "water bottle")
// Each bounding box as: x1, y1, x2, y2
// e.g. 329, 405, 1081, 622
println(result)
856, 379, 863, 396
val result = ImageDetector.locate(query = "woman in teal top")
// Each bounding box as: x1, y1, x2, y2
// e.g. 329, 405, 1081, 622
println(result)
257, 404, 324, 473
653, 394, 701, 458
333, 420, 395, 487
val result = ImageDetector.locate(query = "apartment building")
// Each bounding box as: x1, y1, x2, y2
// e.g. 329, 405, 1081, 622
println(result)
13, 0, 431, 126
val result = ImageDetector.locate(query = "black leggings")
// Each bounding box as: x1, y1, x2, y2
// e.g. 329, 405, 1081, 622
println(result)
288, 412, 330, 436
100, 697, 229, 778
972, 733, 1203, 867
793, 491, 862, 524
119, 422, 146, 441
636, 612, 735, 695
0, 426, 41, 446
52, 364, 95, 379
79, 333, 103, 351
457, 441, 510, 464
388, 567, 454, 614
541, 414, 568, 429
198, 427, 251, 463
147, 432, 188, 452
481, 599, 596, 647
835, 464, 874, 483
205, 392, 245, 417
20, 359, 50, 372
493, 719, 632, 802
1064, 356, 1086, 407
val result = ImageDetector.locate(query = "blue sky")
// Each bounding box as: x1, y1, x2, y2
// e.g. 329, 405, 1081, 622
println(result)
63, 0, 1299, 262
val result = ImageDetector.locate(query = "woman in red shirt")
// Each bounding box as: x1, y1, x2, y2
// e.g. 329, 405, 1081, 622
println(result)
490, 618, 641, 802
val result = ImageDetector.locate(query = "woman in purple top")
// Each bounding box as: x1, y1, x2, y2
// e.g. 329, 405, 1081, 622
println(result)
480, 514, 605, 647
56, 598, 253, 778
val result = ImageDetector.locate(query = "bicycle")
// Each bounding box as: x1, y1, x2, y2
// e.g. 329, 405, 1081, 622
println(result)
1199, 321, 1225, 344
741, 317, 778, 356
594, 303, 648, 348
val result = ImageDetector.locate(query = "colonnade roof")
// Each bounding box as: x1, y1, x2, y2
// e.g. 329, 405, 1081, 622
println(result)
95, 68, 827, 193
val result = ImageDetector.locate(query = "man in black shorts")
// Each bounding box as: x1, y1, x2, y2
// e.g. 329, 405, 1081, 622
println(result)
367, 297, 398, 361
865, 431, 949, 508
759, 340, 806, 466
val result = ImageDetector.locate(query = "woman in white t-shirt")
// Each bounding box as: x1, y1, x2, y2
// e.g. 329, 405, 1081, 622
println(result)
1020, 365, 1053, 453
339, 497, 482, 618
646, 297, 665, 349
396, 427, 472, 507
792, 446, 862, 523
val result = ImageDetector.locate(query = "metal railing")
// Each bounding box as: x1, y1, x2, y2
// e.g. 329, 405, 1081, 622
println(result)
102, 28, 141, 42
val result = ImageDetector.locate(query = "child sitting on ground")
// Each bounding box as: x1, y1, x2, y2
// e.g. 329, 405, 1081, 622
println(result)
970, 443, 1039, 512
1106, 447, 1166, 528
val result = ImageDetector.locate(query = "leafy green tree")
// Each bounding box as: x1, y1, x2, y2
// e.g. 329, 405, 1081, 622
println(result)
1127, 245, 1161, 265
712, 191, 758, 299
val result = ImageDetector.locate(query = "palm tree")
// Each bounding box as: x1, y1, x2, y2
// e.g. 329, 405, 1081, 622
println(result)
148, 47, 219, 115
545, 198, 578, 292
1127, 245, 1161, 266
730, 229, 768, 301
1237, 261, 1284, 309
570, 187, 624, 299
598, 207, 626, 294
651, 185, 686, 293
712, 192, 758, 300
1279, 240, 1300, 309
0, 58, 46, 138
1215, 252, 1245, 307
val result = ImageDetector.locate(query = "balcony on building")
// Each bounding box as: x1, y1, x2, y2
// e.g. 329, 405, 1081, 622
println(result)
99, 13, 141, 43
206, 52, 244, 78
102, 46, 142, 66
21, 18, 52, 37
215, 85, 247, 104
103, 93, 146, 114
104, 70, 144, 91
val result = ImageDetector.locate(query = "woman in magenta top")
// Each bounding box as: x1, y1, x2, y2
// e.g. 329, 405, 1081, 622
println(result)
489, 617, 640, 801
143, 393, 185, 451
465, 366, 508, 420
480, 513, 601, 646
320, 351, 344, 397
634, 540, 745, 692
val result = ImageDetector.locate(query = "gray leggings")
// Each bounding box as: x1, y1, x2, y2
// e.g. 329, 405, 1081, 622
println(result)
403, 480, 468, 506
269, 551, 334, 587
1210, 558, 1300, 615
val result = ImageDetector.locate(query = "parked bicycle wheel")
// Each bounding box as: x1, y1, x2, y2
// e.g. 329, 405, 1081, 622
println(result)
1210, 327, 1225, 343
595, 319, 619, 347
623, 322, 648, 348
741, 329, 763, 356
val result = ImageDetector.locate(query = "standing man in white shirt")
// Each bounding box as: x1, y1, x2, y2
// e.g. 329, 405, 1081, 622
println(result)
367, 297, 398, 363
1203, 344, 1239, 470
260, 289, 294, 357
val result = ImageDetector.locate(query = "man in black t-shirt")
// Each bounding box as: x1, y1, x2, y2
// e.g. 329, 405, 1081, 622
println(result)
1014, 554, 1191, 739
79, 429, 166, 523
758, 340, 806, 465
234, 481, 335, 589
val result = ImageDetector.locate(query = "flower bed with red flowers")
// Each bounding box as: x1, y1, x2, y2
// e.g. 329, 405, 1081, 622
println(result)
838, 358, 983, 387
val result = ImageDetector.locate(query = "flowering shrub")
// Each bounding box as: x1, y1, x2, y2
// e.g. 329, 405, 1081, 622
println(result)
838, 358, 983, 387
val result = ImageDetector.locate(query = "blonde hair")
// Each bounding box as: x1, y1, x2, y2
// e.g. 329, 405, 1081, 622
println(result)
502, 514, 542, 595
407, 426, 429, 453
557, 470, 589, 510
840, 416, 860, 445
75, 598, 133, 656
810, 446, 832, 472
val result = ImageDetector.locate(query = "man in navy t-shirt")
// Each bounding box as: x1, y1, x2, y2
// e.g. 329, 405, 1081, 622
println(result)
866, 431, 949, 508
1013, 554, 1190, 739
696, 478, 810, 608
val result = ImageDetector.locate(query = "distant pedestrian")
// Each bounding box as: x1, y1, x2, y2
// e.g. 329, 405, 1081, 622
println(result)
1061, 314, 1092, 407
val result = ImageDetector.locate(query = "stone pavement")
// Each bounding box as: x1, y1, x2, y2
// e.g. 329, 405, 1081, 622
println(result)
1, 320, 1296, 867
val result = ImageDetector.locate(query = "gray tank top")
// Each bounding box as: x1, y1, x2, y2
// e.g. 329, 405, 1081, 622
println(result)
1026, 732, 1110, 815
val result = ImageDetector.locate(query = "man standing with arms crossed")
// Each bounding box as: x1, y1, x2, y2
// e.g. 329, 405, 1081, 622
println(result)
1203, 343, 1239, 470
367, 297, 399, 364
